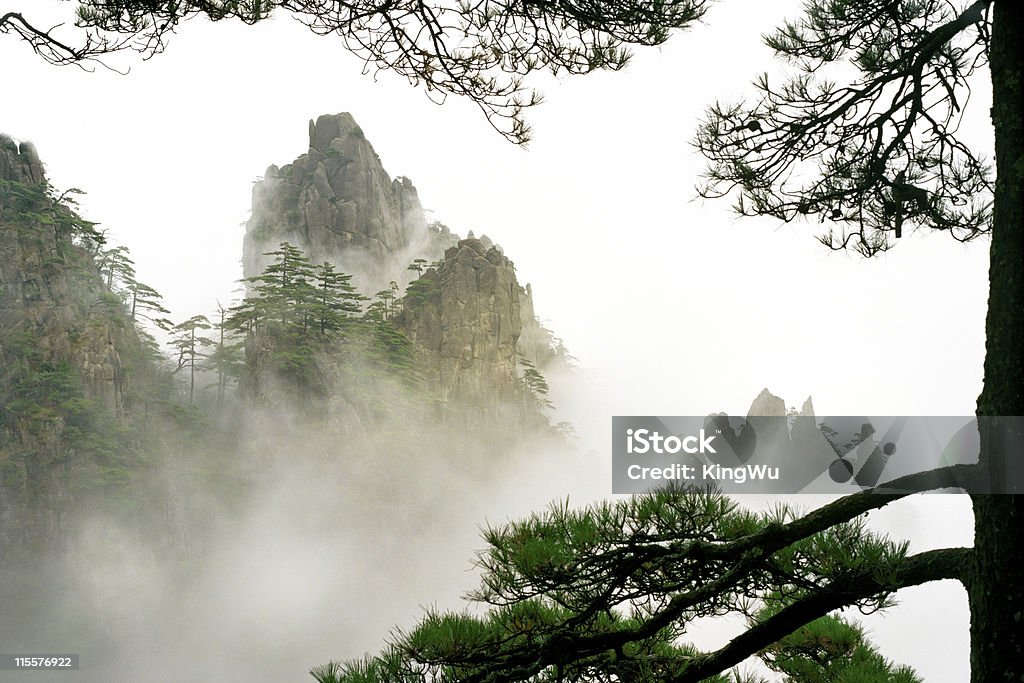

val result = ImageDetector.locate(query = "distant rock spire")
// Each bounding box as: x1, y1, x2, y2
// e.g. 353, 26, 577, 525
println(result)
748, 388, 787, 417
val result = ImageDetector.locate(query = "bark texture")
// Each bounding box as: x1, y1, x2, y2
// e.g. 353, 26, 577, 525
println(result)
972, 1, 1024, 680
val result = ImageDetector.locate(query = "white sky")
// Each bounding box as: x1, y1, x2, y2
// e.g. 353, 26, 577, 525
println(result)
0, 1, 990, 680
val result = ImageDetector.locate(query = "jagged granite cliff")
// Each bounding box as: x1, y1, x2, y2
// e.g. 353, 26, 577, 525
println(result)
244, 113, 457, 296
0, 135, 154, 554
0, 137, 137, 417
0, 136, 45, 185
397, 237, 522, 409
242, 114, 560, 412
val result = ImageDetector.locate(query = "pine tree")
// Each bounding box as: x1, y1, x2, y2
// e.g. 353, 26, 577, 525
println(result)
311, 488, 933, 683
312, 261, 365, 336
170, 315, 213, 405
518, 355, 552, 410
246, 242, 317, 330
97, 243, 171, 331
205, 302, 245, 407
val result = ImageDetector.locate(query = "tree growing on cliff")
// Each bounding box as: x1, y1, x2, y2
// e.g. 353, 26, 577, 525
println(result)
313, 261, 364, 336
518, 355, 553, 411
205, 302, 245, 407
367, 282, 401, 323
97, 244, 171, 330
170, 314, 213, 404
230, 243, 365, 341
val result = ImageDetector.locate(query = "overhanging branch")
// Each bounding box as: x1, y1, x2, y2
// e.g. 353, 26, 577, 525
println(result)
673, 546, 971, 682
456, 465, 977, 683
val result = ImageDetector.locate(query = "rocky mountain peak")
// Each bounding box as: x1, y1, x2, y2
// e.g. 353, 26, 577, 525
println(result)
0, 135, 45, 185
747, 388, 787, 417
244, 113, 445, 294
308, 112, 362, 153
242, 114, 560, 414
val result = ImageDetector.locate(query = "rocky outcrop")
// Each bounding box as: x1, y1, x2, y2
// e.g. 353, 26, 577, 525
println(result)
241, 114, 563, 417
397, 238, 523, 409
738, 389, 835, 490
244, 113, 456, 295
0, 137, 142, 552
747, 387, 787, 417
517, 283, 560, 367
0, 135, 45, 185
0, 138, 129, 416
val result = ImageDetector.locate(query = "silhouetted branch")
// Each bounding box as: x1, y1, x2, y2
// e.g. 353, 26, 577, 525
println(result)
2, 1, 711, 144
404, 464, 976, 683
697, 0, 993, 255
672, 546, 970, 682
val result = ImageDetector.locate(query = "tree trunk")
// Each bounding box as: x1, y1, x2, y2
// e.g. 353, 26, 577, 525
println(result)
972, 1, 1024, 680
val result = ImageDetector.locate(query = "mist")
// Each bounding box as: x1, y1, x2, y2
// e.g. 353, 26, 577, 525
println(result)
0, 1, 991, 681
0, 379, 608, 682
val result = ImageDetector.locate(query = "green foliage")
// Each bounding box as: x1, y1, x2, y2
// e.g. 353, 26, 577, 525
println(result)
403, 274, 441, 306
170, 315, 215, 404
98, 244, 135, 288
246, 241, 318, 327
314, 261, 365, 334
366, 281, 401, 323
91, 291, 129, 328
0, 179, 105, 249
759, 613, 921, 683
696, 0, 992, 255
6, 359, 90, 425
219, 242, 444, 416
360, 319, 422, 389
225, 243, 382, 401
230, 243, 366, 338
0, 169, 244, 561
205, 302, 246, 406
407, 258, 429, 276
0, 328, 140, 503
312, 487, 921, 683
518, 356, 552, 410
96, 244, 173, 329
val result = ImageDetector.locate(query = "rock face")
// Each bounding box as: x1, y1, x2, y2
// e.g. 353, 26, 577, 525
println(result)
0, 136, 140, 550
0, 135, 45, 185
741, 389, 835, 491
397, 238, 523, 409
747, 387, 787, 417
244, 113, 455, 294
517, 283, 560, 367
0, 137, 129, 416
242, 114, 560, 413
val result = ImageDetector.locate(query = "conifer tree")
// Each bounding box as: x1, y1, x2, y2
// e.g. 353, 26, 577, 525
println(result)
518, 355, 552, 410
313, 261, 365, 336
246, 242, 317, 329
97, 243, 171, 330
366, 281, 400, 323
311, 487, 940, 683
205, 302, 245, 407
170, 314, 213, 405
